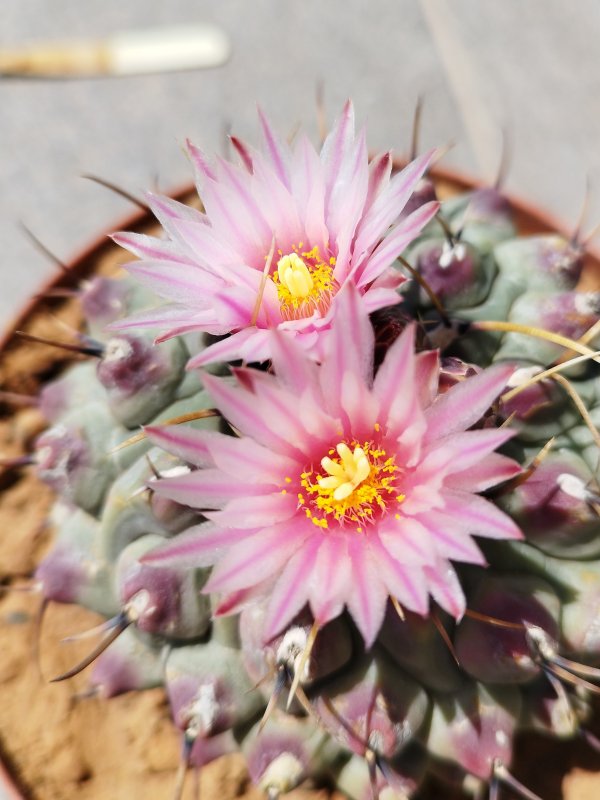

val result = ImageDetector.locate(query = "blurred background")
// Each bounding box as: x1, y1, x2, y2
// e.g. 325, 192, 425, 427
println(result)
2, 0, 600, 326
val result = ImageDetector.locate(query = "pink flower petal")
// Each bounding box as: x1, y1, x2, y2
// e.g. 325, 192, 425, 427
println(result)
367, 534, 429, 615
112, 231, 190, 263
424, 363, 515, 443
185, 138, 218, 183
201, 430, 298, 484
205, 522, 309, 594
269, 328, 321, 396
186, 329, 258, 368
415, 349, 441, 408
146, 192, 206, 239
291, 134, 328, 248
123, 259, 221, 301
353, 149, 435, 258
319, 285, 374, 412
230, 135, 254, 173
442, 490, 523, 540
206, 491, 297, 529
308, 535, 352, 625
107, 304, 216, 336
364, 151, 392, 213
373, 323, 422, 434
258, 106, 291, 189
445, 453, 522, 492
345, 537, 389, 648
144, 425, 215, 467
424, 558, 466, 619
141, 523, 249, 568
421, 428, 515, 477
378, 516, 437, 566
240, 377, 325, 457
321, 99, 355, 207
263, 536, 322, 639
355, 200, 440, 287
327, 128, 369, 263
419, 512, 487, 565
214, 577, 274, 617
152, 468, 268, 508
168, 219, 246, 276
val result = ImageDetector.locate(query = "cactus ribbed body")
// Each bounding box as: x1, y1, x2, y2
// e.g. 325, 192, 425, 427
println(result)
18, 109, 600, 800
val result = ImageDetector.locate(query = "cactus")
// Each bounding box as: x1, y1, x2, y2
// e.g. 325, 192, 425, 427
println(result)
4, 102, 600, 800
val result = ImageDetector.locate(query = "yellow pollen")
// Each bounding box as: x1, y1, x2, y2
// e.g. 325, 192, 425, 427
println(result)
297, 436, 404, 531
271, 244, 338, 321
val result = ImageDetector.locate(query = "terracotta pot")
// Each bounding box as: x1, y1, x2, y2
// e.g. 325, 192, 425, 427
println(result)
0, 168, 599, 800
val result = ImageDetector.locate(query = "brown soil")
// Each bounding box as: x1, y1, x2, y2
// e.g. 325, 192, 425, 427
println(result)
0, 178, 599, 799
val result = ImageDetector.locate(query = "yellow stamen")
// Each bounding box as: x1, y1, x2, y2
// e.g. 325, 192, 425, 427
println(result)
298, 435, 403, 530
278, 253, 314, 298
271, 244, 338, 321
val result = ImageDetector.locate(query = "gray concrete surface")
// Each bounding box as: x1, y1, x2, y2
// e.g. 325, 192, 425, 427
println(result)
1, 0, 600, 328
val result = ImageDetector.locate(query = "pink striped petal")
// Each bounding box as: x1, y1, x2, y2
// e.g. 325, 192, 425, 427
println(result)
185, 138, 217, 184
319, 284, 374, 411
141, 523, 249, 568
144, 425, 215, 467
353, 149, 435, 257
415, 350, 441, 408
201, 431, 298, 483
214, 156, 272, 242
367, 535, 429, 615
424, 363, 515, 442
424, 558, 466, 619
360, 286, 405, 314
378, 516, 437, 566
107, 304, 216, 335
321, 100, 355, 205
168, 219, 245, 274
186, 329, 256, 368
421, 428, 515, 477
214, 577, 274, 616
364, 151, 392, 213
258, 107, 291, 189
146, 192, 206, 238
200, 373, 305, 458
263, 536, 322, 638
308, 535, 352, 625
420, 512, 487, 565
327, 128, 369, 260
206, 491, 297, 529
445, 453, 522, 492
124, 260, 221, 303
112, 231, 190, 263
442, 490, 523, 540
339, 369, 379, 439
373, 323, 420, 431
291, 134, 328, 248
269, 328, 321, 396
205, 523, 308, 594
152, 468, 267, 508
345, 538, 389, 647
230, 135, 254, 172
356, 200, 439, 287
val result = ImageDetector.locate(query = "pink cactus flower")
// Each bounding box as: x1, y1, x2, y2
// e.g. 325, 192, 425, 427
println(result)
112, 102, 439, 366
143, 286, 523, 647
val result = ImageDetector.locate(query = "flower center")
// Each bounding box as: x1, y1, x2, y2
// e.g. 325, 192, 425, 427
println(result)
296, 437, 404, 531
272, 245, 338, 321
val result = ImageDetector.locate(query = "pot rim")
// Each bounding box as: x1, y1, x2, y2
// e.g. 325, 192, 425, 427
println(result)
1, 165, 597, 353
